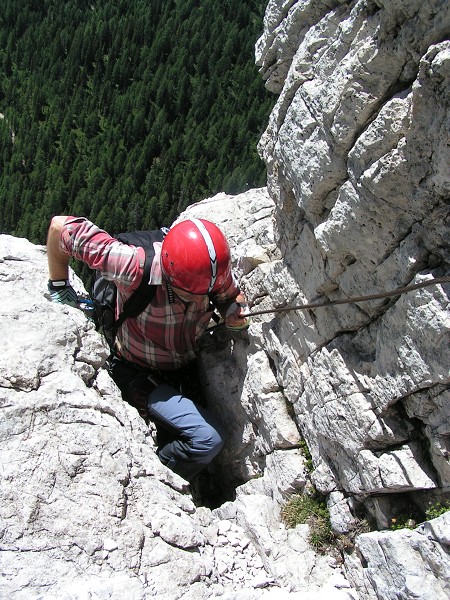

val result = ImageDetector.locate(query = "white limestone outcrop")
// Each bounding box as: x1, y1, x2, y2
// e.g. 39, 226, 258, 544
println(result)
251, 0, 450, 521
0, 229, 356, 599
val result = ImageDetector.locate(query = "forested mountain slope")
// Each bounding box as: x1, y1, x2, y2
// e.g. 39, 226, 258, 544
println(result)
0, 0, 272, 243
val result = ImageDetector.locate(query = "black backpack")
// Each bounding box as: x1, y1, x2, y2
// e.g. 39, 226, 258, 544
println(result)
91, 229, 167, 349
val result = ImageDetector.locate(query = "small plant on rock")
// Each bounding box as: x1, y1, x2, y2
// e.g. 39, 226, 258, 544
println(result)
388, 499, 450, 530
298, 439, 313, 473
389, 516, 417, 530
281, 490, 334, 553
425, 501, 450, 520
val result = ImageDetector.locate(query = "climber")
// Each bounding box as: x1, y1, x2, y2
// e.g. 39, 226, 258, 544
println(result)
46, 215, 250, 481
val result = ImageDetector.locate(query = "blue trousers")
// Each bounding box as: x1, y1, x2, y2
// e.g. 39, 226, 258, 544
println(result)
147, 383, 224, 481
108, 357, 224, 481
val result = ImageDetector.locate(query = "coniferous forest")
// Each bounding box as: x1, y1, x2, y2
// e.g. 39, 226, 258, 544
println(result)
0, 0, 273, 244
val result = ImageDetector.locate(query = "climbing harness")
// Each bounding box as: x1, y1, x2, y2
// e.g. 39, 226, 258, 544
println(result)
216, 275, 449, 325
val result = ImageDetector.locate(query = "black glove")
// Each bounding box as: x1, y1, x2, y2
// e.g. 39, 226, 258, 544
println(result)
48, 279, 79, 308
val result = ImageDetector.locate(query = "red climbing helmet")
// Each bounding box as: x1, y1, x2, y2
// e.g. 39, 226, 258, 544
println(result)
161, 218, 232, 294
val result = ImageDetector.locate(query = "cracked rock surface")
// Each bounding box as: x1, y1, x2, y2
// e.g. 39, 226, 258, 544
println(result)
250, 1, 450, 527
0, 231, 356, 599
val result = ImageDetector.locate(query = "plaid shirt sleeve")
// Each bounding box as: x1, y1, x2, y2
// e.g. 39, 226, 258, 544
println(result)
210, 271, 241, 316
59, 217, 146, 291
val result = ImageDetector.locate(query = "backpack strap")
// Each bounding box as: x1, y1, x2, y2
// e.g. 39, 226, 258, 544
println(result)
112, 229, 165, 340
112, 253, 156, 339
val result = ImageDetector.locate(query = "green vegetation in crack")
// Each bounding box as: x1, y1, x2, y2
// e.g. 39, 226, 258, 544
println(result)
298, 439, 313, 473
281, 489, 334, 553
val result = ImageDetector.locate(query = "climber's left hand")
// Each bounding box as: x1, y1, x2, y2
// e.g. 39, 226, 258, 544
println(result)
48, 279, 80, 308
225, 294, 251, 330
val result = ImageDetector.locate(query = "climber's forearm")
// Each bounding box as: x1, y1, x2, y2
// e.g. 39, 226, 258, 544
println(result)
47, 216, 70, 281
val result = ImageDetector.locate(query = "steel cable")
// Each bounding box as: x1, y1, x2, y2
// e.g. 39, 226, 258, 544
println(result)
245, 275, 450, 318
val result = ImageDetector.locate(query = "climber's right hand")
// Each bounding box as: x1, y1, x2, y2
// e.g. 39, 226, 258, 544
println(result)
47, 279, 80, 308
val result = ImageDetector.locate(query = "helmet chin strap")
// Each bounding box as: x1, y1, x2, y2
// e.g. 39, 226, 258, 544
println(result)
191, 218, 217, 292
165, 280, 176, 304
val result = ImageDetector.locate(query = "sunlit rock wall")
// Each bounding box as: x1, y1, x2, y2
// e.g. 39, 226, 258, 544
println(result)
189, 1, 450, 598
0, 220, 358, 599
252, 0, 450, 518
194, 0, 450, 530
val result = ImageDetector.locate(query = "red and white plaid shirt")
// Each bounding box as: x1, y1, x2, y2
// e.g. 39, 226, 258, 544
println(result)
60, 217, 240, 370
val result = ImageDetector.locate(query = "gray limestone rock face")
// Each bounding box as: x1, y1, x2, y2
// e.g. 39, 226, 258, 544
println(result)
0, 224, 354, 598
200, 1, 449, 599
252, 2, 449, 598
346, 512, 450, 600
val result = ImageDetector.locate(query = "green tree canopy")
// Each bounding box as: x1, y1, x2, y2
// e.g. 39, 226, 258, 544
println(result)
0, 0, 274, 243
